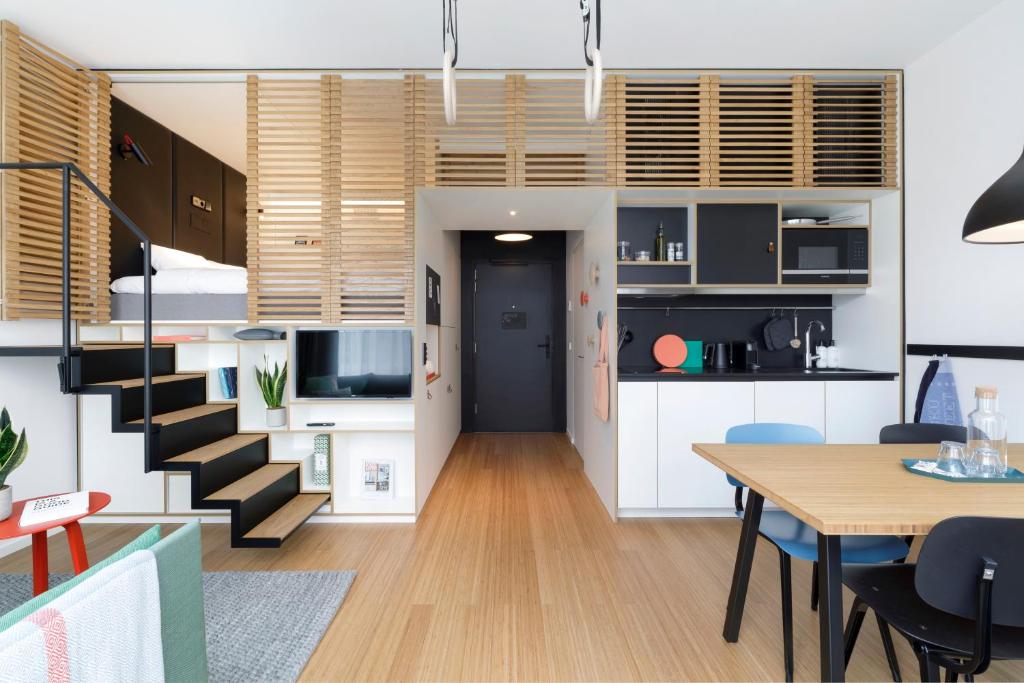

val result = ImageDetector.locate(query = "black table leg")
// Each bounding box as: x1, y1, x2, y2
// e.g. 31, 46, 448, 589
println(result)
723, 490, 763, 642
817, 532, 845, 682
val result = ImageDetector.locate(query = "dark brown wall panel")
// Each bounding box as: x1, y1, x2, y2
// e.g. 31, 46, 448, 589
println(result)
173, 135, 224, 262
222, 165, 246, 267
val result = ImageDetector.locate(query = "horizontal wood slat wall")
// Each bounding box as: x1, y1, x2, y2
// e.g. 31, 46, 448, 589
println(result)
0, 21, 111, 321
247, 75, 414, 323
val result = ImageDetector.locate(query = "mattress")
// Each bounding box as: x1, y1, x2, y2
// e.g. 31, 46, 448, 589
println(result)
111, 293, 247, 321
111, 267, 246, 295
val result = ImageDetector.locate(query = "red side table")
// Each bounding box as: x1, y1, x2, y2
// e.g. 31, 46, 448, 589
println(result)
0, 492, 111, 596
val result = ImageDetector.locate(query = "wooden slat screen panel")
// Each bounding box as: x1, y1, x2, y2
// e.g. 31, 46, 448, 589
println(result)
414, 76, 513, 187
614, 76, 702, 186
806, 76, 898, 187
248, 75, 414, 323
246, 76, 329, 322
332, 77, 414, 322
0, 21, 111, 321
713, 77, 799, 187
518, 76, 617, 186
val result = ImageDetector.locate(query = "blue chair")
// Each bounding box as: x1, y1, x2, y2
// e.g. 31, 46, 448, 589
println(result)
725, 423, 909, 682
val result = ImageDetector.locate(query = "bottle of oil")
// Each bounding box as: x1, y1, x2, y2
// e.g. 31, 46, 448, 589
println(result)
654, 222, 666, 261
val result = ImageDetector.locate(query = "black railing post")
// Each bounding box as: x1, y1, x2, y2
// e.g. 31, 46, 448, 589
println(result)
60, 164, 71, 393
142, 240, 152, 471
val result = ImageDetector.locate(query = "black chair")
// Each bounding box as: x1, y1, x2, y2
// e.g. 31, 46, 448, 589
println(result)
879, 422, 967, 445
844, 517, 1024, 682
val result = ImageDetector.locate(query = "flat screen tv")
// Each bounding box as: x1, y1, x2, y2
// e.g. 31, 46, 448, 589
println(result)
295, 329, 413, 399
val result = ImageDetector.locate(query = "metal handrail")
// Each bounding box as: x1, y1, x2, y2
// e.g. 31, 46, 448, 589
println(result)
0, 161, 154, 471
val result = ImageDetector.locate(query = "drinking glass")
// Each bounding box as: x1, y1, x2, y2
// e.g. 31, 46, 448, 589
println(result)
971, 446, 1006, 478
935, 441, 967, 476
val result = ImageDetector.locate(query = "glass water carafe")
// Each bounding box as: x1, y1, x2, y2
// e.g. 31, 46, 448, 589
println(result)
966, 385, 1008, 477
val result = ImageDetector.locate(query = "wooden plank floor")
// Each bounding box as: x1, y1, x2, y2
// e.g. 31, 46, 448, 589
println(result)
3, 432, 1022, 681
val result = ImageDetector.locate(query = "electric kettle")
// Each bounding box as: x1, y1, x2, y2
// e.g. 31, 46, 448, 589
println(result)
703, 342, 733, 370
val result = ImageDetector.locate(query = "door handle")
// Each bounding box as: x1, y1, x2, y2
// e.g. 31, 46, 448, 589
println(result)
537, 335, 551, 359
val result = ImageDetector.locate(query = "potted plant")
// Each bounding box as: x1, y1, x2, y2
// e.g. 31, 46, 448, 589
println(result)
0, 408, 28, 522
255, 356, 287, 428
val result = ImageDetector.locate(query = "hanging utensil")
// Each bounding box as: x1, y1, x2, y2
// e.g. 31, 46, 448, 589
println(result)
789, 310, 802, 349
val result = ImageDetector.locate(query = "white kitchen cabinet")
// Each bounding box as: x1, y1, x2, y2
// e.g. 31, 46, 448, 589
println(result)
617, 382, 658, 509
755, 381, 826, 435
825, 379, 900, 443
657, 382, 754, 509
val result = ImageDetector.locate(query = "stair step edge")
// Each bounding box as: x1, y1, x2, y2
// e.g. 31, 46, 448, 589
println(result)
91, 373, 206, 388
129, 402, 235, 426
204, 463, 298, 503
243, 493, 330, 541
165, 433, 268, 465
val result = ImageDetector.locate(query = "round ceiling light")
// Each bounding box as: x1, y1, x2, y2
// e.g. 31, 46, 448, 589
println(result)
495, 233, 532, 242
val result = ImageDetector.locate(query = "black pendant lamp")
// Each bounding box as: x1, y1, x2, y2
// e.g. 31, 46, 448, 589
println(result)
962, 145, 1024, 243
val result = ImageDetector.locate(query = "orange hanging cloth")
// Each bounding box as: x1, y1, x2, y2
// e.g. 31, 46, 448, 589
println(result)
593, 315, 610, 422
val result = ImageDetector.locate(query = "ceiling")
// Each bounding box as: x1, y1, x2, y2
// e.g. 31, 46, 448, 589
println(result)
419, 188, 610, 231
0, 0, 1001, 71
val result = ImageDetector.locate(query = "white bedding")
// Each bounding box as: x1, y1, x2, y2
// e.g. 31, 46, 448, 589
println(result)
111, 266, 247, 294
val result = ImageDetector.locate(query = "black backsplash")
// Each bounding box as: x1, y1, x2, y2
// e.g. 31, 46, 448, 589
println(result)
617, 294, 834, 369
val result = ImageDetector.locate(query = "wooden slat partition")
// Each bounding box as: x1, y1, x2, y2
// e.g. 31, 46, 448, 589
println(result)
414, 76, 513, 187
333, 77, 414, 322
248, 75, 414, 323
714, 77, 799, 187
0, 21, 111, 321
246, 76, 329, 322
807, 75, 898, 187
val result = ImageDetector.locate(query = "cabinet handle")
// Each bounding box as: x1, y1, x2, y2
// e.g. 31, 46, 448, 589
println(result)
767, 241, 776, 254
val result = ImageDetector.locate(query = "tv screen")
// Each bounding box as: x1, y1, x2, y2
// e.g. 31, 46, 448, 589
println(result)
295, 329, 413, 399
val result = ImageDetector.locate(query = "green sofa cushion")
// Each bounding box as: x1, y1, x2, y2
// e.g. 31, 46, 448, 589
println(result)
151, 521, 208, 683
0, 524, 162, 632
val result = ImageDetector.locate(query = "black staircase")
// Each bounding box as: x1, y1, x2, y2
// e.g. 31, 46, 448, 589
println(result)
0, 162, 326, 547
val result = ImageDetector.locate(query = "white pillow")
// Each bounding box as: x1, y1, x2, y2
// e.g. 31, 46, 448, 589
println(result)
144, 244, 208, 270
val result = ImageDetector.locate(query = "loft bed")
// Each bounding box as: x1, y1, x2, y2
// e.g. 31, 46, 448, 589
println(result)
110, 245, 247, 321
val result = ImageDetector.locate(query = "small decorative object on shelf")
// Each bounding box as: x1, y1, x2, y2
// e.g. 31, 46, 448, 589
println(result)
234, 328, 285, 341
313, 434, 330, 488
255, 356, 288, 428
0, 408, 28, 522
217, 367, 238, 400
362, 459, 394, 499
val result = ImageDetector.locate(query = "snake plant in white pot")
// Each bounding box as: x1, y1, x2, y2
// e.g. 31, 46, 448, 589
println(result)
255, 356, 287, 428
0, 408, 28, 521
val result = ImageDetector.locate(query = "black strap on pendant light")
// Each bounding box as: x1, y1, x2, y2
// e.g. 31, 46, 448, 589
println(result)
442, 0, 458, 67
581, 0, 601, 66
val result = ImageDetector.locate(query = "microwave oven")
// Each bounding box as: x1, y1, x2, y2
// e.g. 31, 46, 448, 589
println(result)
781, 228, 868, 284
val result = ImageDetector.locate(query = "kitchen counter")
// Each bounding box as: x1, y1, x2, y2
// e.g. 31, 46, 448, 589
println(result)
618, 366, 898, 382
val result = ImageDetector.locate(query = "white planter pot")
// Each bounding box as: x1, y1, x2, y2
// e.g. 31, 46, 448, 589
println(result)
0, 485, 11, 522
266, 407, 287, 428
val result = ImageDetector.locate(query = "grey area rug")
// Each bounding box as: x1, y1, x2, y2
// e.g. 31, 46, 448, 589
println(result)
0, 570, 356, 683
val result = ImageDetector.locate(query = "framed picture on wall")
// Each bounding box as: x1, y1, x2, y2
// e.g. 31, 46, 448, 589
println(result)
361, 459, 395, 499
425, 265, 440, 326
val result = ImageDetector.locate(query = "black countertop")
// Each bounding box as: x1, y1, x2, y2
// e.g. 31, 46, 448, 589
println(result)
618, 366, 898, 382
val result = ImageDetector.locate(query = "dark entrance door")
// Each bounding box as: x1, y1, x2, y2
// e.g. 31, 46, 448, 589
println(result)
473, 262, 555, 432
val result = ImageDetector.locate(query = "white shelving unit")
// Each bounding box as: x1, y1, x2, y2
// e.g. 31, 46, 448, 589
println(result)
78, 321, 419, 520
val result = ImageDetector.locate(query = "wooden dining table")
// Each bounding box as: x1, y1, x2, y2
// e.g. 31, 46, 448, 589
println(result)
692, 442, 1024, 682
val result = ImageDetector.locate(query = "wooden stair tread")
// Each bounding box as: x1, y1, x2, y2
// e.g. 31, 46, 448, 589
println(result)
130, 402, 234, 426
205, 463, 298, 502
243, 493, 329, 541
93, 372, 205, 388
165, 433, 268, 465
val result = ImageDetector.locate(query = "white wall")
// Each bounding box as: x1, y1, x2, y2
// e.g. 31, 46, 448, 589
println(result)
904, 0, 1024, 428
570, 193, 618, 519
413, 196, 462, 513
0, 321, 78, 557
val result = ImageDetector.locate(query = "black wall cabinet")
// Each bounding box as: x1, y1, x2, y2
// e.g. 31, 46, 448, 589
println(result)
697, 204, 778, 284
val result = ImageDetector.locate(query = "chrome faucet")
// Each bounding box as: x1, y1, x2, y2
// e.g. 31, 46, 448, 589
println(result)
805, 320, 826, 369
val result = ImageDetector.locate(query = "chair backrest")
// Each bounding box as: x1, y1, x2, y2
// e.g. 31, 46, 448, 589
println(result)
879, 422, 967, 444
916, 516, 1024, 627
723, 423, 824, 487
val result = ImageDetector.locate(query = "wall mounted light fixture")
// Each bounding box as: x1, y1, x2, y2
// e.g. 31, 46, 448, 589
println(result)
117, 133, 152, 166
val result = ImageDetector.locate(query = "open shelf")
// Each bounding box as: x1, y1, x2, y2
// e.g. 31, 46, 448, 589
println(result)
237, 341, 289, 431
617, 260, 692, 266
330, 431, 414, 515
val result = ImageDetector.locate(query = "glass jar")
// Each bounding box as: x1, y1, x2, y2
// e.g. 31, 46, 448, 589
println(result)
617, 241, 632, 261
966, 385, 1008, 477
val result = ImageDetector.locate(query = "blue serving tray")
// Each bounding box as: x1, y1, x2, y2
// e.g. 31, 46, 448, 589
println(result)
901, 459, 1024, 483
